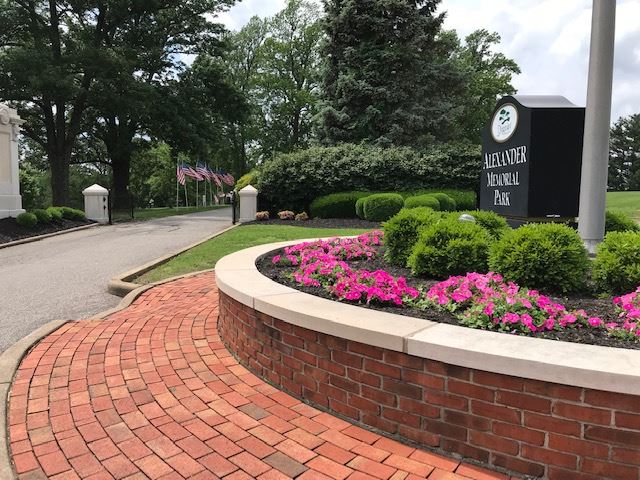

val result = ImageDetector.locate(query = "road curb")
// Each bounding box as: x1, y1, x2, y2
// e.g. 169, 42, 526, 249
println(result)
0, 223, 99, 250
107, 224, 238, 297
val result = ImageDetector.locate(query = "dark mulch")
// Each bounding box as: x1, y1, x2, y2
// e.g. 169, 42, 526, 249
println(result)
0, 217, 94, 244
242, 218, 381, 229
257, 244, 638, 351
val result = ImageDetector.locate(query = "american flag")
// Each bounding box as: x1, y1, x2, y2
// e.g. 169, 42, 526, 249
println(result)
184, 165, 204, 181
209, 166, 222, 187
177, 164, 186, 186
196, 163, 210, 179
222, 172, 235, 186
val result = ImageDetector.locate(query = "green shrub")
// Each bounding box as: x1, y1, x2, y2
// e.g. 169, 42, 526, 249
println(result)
593, 231, 640, 294
605, 210, 639, 233
235, 168, 260, 191
257, 142, 481, 211
32, 208, 53, 224
59, 206, 86, 221
355, 197, 367, 219
489, 223, 588, 293
408, 219, 491, 278
362, 193, 405, 222
431, 193, 457, 211
16, 212, 38, 228
399, 189, 476, 210
456, 210, 511, 239
310, 191, 370, 219
404, 194, 441, 211
384, 208, 443, 266
46, 207, 63, 222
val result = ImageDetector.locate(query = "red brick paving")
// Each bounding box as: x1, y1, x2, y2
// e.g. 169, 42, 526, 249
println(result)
8, 273, 514, 479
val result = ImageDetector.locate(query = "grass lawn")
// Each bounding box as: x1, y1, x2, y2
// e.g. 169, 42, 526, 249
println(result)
135, 224, 373, 284
607, 191, 640, 221
132, 205, 229, 221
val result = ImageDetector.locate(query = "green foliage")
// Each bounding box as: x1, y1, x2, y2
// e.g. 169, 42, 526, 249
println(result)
317, 0, 464, 147
16, 212, 38, 228
59, 207, 87, 221
258, 143, 481, 211
46, 207, 63, 222
362, 194, 404, 222
235, 169, 261, 192
384, 208, 443, 266
432, 193, 456, 211
310, 192, 371, 218
450, 29, 520, 143
489, 223, 589, 294
457, 210, 510, 239
593, 231, 640, 294
408, 219, 491, 278
19, 162, 48, 210
404, 195, 441, 211
608, 114, 640, 191
355, 197, 368, 219
605, 210, 639, 233
32, 209, 53, 224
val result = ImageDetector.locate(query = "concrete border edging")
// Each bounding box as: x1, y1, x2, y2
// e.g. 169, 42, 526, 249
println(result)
107, 224, 238, 296
0, 223, 98, 250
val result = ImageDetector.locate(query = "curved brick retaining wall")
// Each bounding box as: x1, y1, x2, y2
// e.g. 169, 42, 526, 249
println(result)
216, 241, 640, 479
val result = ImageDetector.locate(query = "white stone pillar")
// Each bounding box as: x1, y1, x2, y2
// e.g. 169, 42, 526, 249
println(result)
239, 185, 258, 223
0, 103, 25, 218
82, 184, 109, 224
578, 0, 617, 253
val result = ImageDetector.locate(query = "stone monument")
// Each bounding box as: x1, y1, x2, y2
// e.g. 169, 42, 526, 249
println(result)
0, 103, 25, 218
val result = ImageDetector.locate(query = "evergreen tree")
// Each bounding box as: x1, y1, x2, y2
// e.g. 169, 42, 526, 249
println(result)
609, 114, 640, 191
316, 0, 464, 148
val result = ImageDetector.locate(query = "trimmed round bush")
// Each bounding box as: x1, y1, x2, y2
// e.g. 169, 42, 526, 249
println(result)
235, 168, 260, 192
431, 193, 457, 211
489, 223, 589, 293
384, 208, 444, 266
16, 212, 38, 228
408, 219, 491, 278
59, 207, 86, 221
355, 197, 367, 219
457, 210, 510, 239
593, 231, 640, 294
404, 194, 441, 211
362, 193, 405, 222
32, 208, 53, 224
605, 210, 639, 233
310, 191, 370, 219
46, 207, 63, 222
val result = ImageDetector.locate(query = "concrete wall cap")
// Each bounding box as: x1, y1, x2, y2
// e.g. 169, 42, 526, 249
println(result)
82, 184, 109, 195
239, 185, 258, 195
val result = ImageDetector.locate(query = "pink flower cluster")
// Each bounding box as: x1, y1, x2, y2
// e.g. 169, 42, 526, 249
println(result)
424, 272, 603, 334
272, 231, 419, 306
612, 288, 640, 339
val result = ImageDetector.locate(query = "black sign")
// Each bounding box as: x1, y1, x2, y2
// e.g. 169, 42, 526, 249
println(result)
480, 96, 585, 220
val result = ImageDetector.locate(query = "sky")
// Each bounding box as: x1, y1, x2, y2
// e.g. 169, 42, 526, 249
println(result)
215, 0, 640, 123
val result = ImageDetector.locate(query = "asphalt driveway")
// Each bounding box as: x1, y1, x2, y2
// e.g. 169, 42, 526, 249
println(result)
0, 208, 232, 353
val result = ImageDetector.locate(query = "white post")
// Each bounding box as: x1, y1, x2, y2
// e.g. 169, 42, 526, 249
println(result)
82, 184, 109, 224
578, 0, 617, 253
0, 103, 25, 218
238, 185, 258, 223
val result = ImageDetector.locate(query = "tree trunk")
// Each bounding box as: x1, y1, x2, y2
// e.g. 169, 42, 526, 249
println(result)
49, 148, 70, 206
111, 154, 132, 210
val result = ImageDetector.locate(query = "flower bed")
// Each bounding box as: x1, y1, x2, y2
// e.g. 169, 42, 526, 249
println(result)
258, 231, 640, 350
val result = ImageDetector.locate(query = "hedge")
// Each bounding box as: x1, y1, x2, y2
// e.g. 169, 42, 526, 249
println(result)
257, 142, 480, 211
310, 191, 371, 218
404, 195, 441, 210
362, 193, 405, 221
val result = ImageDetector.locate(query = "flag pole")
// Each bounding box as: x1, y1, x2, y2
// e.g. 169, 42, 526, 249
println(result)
176, 160, 179, 209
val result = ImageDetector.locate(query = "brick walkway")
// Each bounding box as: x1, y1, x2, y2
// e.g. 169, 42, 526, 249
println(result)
7, 273, 515, 480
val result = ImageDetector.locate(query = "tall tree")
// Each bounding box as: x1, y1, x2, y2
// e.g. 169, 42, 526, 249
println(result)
257, 0, 322, 156
609, 114, 640, 191
316, 0, 464, 148
451, 29, 520, 143
0, 1, 125, 204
